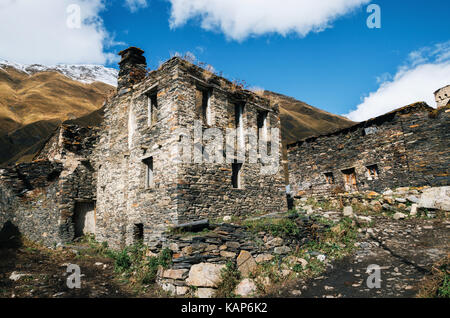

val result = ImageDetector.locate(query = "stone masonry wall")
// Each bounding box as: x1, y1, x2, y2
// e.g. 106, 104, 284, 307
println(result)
0, 124, 99, 246
174, 61, 287, 222
0, 161, 63, 245
287, 103, 449, 196
94, 58, 182, 249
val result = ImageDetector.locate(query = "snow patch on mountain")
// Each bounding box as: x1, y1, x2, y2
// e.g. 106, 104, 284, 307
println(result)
0, 59, 118, 87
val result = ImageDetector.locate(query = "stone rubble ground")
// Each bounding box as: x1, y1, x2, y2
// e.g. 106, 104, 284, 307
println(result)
281, 213, 449, 298
1, 186, 448, 298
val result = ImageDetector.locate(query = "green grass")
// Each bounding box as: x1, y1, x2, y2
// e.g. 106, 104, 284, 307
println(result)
438, 272, 450, 298
108, 244, 173, 285
215, 262, 242, 298
244, 217, 302, 239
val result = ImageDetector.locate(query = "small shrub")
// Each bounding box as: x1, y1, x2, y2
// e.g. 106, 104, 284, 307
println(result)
112, 248, 132, 272
215, 262, 241, 298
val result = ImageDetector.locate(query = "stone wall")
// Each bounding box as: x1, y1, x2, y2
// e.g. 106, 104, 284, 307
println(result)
0, 124, 99, 246
174, 61, 287, 222
287, 103, 450, 196
155, 217, 318, 297
93, 58, 182, 249
0, 161, 63, 245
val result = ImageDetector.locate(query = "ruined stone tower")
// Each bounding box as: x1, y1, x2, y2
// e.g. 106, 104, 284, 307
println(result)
435, 85, 450, 109
93, 47, 287, 249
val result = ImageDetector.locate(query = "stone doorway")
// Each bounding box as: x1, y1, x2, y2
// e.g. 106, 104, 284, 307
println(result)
73, 201, 96, 238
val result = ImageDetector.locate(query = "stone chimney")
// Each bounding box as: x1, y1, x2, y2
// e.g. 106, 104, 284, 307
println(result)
117, 47, 147, 91
434, 85, 450, 109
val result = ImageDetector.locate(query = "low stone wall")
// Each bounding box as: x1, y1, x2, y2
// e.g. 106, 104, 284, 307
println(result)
293, 186, 450, 221
154, 219, 319, 297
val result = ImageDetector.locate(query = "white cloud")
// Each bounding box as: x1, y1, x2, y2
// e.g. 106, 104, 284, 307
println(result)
345, 42, 450, 122
0, 0, 117, 65
124, 0, 148, 12
168, 0, 370, 41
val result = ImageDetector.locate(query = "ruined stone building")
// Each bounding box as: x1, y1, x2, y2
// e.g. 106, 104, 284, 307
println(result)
0, 125, 99, 245
94, 48, 286, 248
0, 47, 287, 248
435, 85, 450, 108
287, 102, 450, 196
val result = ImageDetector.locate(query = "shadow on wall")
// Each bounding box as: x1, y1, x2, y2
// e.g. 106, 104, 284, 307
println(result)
0, 221, 22, 249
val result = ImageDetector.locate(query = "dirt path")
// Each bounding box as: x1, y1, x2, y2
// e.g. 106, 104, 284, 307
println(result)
0, 244, 135, 298
284, 216, 449, 298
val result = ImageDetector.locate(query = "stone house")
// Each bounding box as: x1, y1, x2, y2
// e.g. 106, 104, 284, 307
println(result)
287, 102, 450, 196
94, 48, 287, 248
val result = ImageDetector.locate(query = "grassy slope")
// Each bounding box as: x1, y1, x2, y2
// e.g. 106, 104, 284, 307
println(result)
0, 67, 113, 166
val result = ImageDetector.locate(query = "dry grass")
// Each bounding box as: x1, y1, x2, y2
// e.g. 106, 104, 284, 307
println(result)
0, 67, 113, 165
0, 67, 113, 131
417, 254, 450, 298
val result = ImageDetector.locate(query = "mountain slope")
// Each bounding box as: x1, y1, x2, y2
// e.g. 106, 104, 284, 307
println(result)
0, 60, 118, 86
264, 91, 355, 144
0, 65, 115, 166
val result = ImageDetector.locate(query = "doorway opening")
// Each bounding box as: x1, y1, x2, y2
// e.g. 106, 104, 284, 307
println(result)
73, 201, 96, 238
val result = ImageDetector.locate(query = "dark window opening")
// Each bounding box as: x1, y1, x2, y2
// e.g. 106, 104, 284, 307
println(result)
147, 93, 158, 126
367, 164, 379, 179
46, 170, 61, 182
133, 223, 144, 243
232, 162, 242, 189
342, 168, 357, 191
324, 172, 335, 185
143, 157, 154, 189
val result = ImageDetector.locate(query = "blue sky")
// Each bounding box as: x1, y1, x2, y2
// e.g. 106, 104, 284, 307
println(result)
0, 0, 449, 121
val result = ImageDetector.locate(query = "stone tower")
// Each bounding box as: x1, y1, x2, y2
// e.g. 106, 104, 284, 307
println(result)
117, 47, 147, 91
434, 85, 450, 109
93, 47, 287, 248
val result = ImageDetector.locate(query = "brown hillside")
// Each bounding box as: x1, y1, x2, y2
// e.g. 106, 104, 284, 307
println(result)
264, 90, 355, 144
0, 67, 114, 166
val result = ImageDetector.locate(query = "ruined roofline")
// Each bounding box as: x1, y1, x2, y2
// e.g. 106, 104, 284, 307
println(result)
434, 84, 450, 94
131, 55, 275, 111
287, 101, 436, 150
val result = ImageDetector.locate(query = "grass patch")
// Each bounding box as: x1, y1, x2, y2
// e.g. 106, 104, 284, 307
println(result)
417, 255, 450, 298
108, 244, 173, 285
244, 217, 302, 239
215, 262, 242, 298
